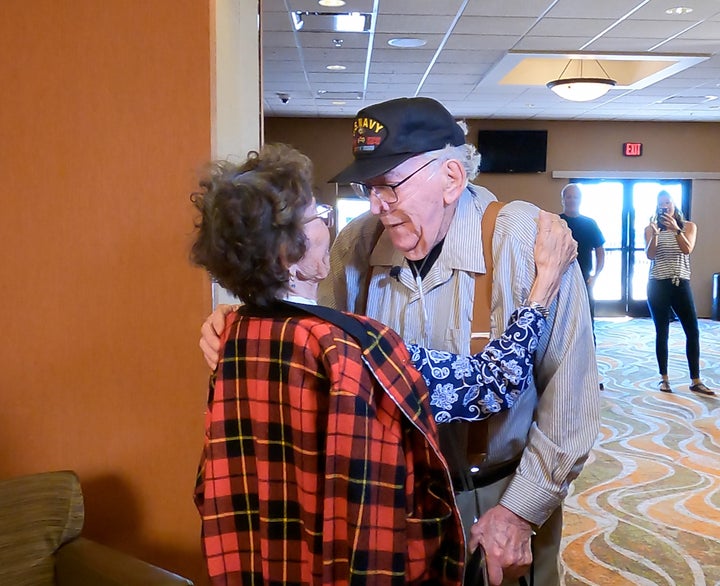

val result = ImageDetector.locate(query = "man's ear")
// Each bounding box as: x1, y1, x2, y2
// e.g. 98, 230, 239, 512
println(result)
442, 158, 466, 205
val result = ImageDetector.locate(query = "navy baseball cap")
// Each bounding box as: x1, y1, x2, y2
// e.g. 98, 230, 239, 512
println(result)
329, 97, 466, 184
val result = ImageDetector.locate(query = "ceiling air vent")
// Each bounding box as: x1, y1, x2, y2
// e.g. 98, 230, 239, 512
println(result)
658, 95, 717, 104
316, 91, 363, 100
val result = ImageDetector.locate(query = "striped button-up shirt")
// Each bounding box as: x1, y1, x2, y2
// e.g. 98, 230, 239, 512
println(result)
321, 185, 601, 527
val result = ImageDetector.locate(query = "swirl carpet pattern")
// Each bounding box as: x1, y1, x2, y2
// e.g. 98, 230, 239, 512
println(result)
561, 318, 720, 586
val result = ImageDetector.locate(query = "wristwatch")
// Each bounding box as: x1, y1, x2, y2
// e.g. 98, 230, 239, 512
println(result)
524, 300, 549, 318
676, 228, 683, 235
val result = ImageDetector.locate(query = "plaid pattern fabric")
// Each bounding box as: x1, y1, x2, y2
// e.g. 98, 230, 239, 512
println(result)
195, 304, 464, 586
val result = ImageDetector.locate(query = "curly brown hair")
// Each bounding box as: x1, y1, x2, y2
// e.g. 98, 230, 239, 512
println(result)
190, 143, 314, 307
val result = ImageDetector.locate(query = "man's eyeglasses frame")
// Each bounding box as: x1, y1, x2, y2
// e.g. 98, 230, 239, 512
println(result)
350, 158, 438, 205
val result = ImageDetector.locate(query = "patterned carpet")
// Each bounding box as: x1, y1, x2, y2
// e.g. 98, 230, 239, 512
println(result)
561, 318, 720, 586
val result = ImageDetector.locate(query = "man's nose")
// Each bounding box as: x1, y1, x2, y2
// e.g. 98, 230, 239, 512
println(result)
369, 193, 389, 215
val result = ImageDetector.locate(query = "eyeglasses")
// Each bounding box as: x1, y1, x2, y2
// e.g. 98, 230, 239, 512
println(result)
303, 203, 334, 228
350, 158, 438, 205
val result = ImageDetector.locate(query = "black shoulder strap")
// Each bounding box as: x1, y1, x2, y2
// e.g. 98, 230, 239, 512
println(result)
282, 301, 373, 348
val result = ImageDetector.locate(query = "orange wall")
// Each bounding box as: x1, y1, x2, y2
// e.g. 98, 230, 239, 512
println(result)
0, 1, 212, 582
266, 117, 720, 317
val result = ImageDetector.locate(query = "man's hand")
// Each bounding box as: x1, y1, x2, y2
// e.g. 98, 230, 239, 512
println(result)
199, 304, 236, 370
468, 505, 534, 586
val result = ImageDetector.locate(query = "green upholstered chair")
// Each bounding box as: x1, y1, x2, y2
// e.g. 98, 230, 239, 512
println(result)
0, 470, 194, 586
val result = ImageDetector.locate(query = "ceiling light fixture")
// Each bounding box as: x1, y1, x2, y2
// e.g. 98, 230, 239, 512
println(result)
318, 0, 346, 6
326, 64, 347, 71
334, 12, 369, 32
546, 59, 617, 101
665, 6, 693, 15
387, 37, 427, 48
291, 11, 370, 33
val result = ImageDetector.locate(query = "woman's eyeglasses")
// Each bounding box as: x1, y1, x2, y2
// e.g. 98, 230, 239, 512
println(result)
303, 203, 335, 228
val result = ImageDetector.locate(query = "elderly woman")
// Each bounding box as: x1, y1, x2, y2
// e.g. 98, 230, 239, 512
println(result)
191, 143, 576, 586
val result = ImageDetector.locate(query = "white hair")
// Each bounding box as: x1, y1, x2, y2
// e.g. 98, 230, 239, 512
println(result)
425, 143, 482, 183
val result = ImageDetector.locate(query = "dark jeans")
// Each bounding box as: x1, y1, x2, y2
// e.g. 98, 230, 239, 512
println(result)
647, 278, 700, 379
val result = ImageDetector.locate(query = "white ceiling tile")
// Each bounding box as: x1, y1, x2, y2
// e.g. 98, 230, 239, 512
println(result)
453, 16, 538, 36
444, 35, 521, 51
632, 1, 720, 21
657, 39, 720, 52
604, 19, 705, 38
514, 37, 593, 51
547, 0, 649, 19
464, 0, 563, 18
528, 18, 620, 38
375, 14, 458, 35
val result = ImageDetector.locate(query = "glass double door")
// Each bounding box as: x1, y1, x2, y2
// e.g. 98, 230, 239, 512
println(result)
571, 179, 690, 317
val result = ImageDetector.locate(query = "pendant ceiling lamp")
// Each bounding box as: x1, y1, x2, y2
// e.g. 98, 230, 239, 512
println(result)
547, 59, 617, 102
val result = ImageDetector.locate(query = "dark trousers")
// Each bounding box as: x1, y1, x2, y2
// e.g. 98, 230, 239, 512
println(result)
647, 278, 700, 379
585, 280, 596, 346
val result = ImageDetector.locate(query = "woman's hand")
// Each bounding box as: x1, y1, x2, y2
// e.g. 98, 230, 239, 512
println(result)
660, 211, 680, 232
527, 211, 578, 309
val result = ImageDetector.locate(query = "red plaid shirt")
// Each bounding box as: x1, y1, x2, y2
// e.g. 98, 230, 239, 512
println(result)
194, 304, 464, 585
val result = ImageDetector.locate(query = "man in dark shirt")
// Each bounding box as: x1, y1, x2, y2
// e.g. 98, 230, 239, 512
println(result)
560, 183, 605, 344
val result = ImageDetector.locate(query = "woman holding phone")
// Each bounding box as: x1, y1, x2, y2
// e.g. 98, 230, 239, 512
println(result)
644, 190, 714, 396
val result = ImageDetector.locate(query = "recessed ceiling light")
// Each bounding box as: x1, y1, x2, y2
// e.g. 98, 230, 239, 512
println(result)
319, 0, 346, 6
387, 37, 427, 48
326, 64, 346, 71
332, 101, 346, 105
665, 6, 693, 15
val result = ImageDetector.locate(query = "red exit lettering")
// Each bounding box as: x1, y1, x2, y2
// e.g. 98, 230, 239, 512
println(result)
623, 142, 643, 156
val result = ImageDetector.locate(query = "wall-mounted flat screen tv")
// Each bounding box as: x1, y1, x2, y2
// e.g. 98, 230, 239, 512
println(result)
477, 130, 547, 173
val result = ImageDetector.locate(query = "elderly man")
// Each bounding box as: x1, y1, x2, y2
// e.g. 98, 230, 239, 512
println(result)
322, 97, 600, 586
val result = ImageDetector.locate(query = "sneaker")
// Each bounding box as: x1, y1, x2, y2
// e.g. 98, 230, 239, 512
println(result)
658, 380, 672, 393
689, 383, 715, 396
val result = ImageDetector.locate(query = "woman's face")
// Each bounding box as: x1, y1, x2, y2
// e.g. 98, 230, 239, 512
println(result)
295, 199, 331, 283
657, 193, 675, 215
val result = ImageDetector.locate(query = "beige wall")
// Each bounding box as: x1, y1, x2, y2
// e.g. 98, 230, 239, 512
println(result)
266, 117, 720, 317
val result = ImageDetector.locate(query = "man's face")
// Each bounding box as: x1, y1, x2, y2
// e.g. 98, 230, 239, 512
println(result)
562, 186, 582, 216
365, 155, 449, 261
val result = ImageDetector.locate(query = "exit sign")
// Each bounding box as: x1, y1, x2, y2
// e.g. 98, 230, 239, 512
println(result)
623, 142, 643, 156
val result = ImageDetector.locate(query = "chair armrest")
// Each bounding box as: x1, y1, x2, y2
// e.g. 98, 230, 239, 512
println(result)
56, 537, 194, 586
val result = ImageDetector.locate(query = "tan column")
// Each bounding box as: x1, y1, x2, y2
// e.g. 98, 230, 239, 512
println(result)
211, 0, 263, 306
